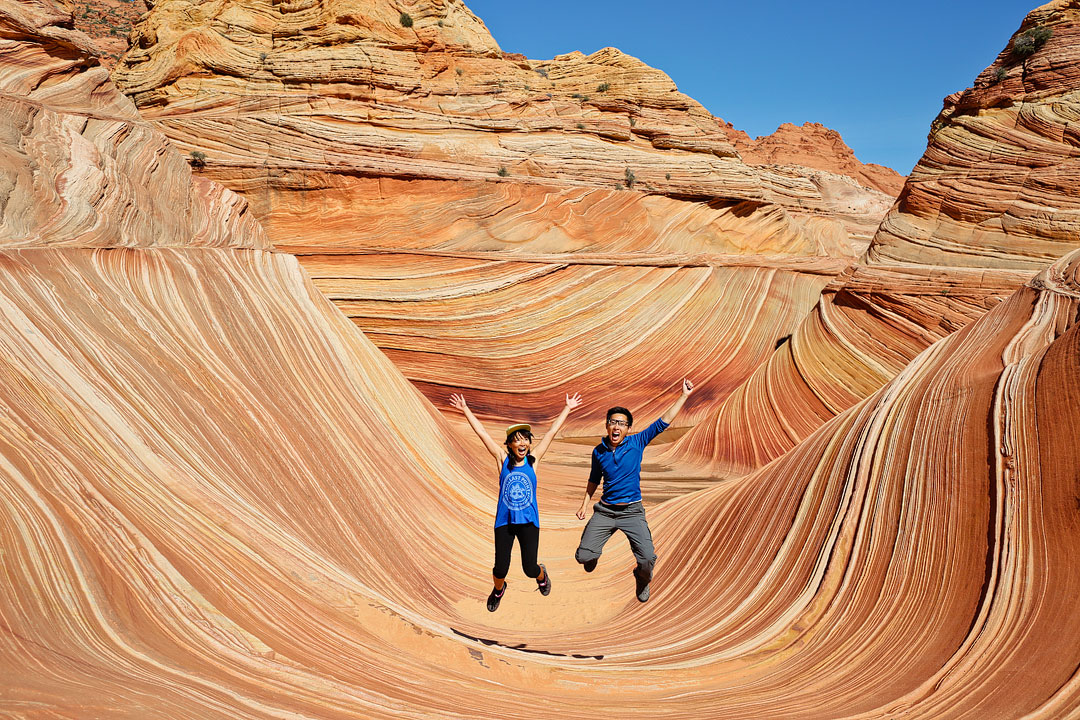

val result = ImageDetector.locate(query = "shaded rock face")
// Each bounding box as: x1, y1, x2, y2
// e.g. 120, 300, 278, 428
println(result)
3, 2, 1080, 719
107, 0, 900, 429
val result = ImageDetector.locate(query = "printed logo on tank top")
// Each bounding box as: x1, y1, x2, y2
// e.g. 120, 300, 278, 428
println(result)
501, 471, 534, 511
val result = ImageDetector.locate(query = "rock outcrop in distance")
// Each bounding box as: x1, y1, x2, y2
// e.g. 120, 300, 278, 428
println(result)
107, 0, 900, 432
2, 3, 1080, 717
720, 120, 907, 197
664, 0, 1080, 479
66, 0, 149, 66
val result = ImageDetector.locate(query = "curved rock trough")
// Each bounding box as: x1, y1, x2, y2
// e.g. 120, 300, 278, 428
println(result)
2, 0, 1079, 718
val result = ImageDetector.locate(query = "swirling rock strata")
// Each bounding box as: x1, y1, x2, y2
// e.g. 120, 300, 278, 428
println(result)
303, 246, 842, 433
108, 0, 902, 425
641, 249, 1080, 718
0, 0, 267, 250
3, 4, 1080, 718
663, 263, 1033, 477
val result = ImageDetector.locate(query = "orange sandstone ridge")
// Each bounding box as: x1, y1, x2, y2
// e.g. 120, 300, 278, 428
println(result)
719, 120, 907, 196
868, 1, 1080, 270
3, 0, 1080, 718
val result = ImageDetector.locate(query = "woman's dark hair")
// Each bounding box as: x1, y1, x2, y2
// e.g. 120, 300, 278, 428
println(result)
505, 429, 534, 448
505, 429, 535, 464
606, 406, 633, 427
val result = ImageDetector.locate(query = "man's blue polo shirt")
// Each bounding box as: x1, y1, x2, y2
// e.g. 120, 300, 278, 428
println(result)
589, 417, 669, 505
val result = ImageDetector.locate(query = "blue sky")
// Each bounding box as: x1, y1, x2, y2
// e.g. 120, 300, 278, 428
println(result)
463, 1, 1039, 175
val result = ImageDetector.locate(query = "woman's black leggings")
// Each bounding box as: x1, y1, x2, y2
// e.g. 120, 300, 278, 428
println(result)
493, 523, 541, 580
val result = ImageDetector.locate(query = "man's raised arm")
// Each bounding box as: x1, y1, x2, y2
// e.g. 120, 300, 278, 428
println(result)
660, 378, 694, 425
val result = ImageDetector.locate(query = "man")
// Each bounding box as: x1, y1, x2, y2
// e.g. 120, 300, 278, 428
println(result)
574, 379, 694, 602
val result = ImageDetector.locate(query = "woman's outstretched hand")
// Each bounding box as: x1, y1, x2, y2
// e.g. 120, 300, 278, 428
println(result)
681, 378, 694, 396
449, 393, 468, 412
565, 392, 583, 411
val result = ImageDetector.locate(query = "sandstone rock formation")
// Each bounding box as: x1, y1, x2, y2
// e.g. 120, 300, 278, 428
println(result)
3, 1, 1080, 718
644, 247, 1080, 718
720, 120, 907, 196
868, 2, 1080, 271
106, 0, 900, 429
67, 0, 148, 65
664, 0, 1080, 477
0, 0, 265, 250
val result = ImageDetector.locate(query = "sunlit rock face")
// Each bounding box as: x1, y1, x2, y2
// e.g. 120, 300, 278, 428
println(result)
0, 0, 266, 250
720, 120, 907, 197
664, 0, 1080, 475
717, 121, 905, 255
646, 248, 1080, 719
868, 1, 1080, 271
4, 3, 1080, 719
109, 0, 900, 428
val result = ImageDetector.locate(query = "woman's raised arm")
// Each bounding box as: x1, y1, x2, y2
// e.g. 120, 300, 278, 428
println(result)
450, 394, 506, 465
533, 393, 583, 463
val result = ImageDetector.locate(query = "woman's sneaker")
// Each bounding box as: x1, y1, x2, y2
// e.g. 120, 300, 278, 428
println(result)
536, 565, 551, 596
487, 583, 506, 612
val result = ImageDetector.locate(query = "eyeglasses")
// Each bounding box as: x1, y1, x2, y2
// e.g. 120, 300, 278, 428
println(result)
606, 419, 629, 427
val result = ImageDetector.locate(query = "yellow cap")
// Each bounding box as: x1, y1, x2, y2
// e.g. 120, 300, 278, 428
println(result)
505, 423, 532, 438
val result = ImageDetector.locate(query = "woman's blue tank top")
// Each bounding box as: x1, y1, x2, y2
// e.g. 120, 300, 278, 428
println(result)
495, 455, 539, 528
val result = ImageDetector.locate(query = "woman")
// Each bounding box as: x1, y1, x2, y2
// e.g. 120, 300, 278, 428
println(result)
450, 392, 582, 611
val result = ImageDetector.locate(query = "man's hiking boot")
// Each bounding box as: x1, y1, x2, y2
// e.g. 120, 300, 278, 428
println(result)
636, 581, 650, 603
536, 564, 551, 596
582, 558, 597, 573
487, 583, 506, 612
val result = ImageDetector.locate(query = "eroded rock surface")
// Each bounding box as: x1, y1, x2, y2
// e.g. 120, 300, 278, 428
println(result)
0, 0, 265, 249
721, 120, 907, 196
2, 2, 1080, 719
868, 2, 1080, 270
106, 0, 903, 428
665, 0, 1080, 476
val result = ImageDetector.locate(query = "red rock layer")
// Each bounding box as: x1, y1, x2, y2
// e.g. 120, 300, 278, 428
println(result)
301, 246, 841, 433
67, 0, 149, 66
720, 120, 907, 196
661, 264, 1032, 477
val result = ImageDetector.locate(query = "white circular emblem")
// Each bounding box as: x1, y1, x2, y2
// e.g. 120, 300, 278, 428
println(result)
501, 471, 534, 511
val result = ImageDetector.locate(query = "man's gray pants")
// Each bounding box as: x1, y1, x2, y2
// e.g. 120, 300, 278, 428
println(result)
575, 501, 656, 583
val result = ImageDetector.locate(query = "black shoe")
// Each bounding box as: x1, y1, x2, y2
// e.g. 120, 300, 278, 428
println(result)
487, 583, 506, 612
635, 569, 651, 603
582, 558, 597, 573
636, 581, 651, 603
536, 565, 551, 596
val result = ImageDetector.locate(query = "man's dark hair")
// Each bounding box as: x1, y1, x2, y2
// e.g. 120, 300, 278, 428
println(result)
606, 406, 633, 427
